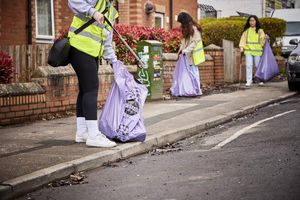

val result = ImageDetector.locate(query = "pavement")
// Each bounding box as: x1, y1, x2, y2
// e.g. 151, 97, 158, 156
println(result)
0, 81, 298, 200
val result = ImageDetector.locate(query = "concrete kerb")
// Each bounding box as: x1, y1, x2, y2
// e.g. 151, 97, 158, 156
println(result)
0, 92, 297, 200
0, 162, 75, 200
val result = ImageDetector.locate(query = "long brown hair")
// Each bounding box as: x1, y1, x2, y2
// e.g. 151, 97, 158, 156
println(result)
243, 15, 261, 33
177, 12, 202, 40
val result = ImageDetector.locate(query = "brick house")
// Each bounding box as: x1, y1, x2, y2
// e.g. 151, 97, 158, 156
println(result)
0, 0, 198, 45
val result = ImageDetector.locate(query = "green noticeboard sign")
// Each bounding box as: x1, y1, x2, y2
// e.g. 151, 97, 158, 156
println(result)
136, 40, 163, 101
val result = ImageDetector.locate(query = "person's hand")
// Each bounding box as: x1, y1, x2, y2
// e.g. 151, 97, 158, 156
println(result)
177, 51, 185, 60
93, 11, 104, 23
265, 34, 269, 39
109, 58, 118, 68
240, 47, 244, 53
265, 34, 269, 42
109, 57, 118, 64
177, 51, 182, 60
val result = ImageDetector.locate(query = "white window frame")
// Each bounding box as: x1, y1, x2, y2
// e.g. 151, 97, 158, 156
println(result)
35, 0, 55, 43
155, 12, 164, 29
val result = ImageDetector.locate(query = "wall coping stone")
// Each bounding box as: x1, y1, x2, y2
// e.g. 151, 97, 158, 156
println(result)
31, 65, 75, 78
32, 64, 138, 78
99, 64, 137, 74
0, 82, 45, 97
205, 44, 223, 50
163, 53, 213, 61
163, 53, 177, 61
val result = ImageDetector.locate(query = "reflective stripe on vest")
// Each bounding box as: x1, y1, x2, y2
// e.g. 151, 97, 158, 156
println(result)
104, 5, 119, 31
68, 0, 107, 58
192, 40, 205, 65
244, 28, 263, 56
69, 26, 102, 43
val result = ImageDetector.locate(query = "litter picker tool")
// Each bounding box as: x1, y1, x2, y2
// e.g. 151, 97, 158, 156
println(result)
103, 16, 145, 69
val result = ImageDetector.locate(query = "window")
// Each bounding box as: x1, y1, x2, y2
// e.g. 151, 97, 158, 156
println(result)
285, 22, 300, 36
155, 13, 164, 28
35, 0, 55, 43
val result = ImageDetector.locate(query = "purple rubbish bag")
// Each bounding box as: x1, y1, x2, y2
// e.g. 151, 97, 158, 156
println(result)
255, 40, 279, 82
170, 55, 201, 96
99, 60, 148, 142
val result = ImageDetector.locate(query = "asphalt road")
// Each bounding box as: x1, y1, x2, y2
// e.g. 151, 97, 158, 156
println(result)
19, 95, 300, 200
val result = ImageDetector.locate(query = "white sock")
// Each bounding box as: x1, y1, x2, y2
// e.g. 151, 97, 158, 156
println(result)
76, 117, 87, 135
86, 120, 100, 138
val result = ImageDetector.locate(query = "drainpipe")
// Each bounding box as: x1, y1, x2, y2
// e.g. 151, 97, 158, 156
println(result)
262, 0, 266, 17
170, 0, 173, 29
26, 0, 32, 44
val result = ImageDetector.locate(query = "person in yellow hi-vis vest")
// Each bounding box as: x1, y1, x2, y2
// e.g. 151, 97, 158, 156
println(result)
239, 15, 266, 87
177, 12, 205, 95
68, 0, 119, 148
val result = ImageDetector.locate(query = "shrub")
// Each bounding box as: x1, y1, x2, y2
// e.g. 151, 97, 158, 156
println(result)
113, 25, 182, 64
57, 25, 181, 64
200, 18, 245, 47
200, 17, 286, 54
0, 51, 14, 84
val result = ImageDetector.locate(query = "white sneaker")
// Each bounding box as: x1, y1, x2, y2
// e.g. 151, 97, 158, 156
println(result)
245, 82, 252, 87
259, 82, 264, 86
86, 134, 117, 148
75, 130, 88, 143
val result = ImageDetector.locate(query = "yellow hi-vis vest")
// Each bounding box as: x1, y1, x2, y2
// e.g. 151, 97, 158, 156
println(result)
105, 5, 118, 31
192, 40, 205, 65
244, 28, 263, 56
68, 0, 118, 58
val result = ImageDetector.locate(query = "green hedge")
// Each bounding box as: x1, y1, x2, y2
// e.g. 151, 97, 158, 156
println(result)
200, 17, 286, 54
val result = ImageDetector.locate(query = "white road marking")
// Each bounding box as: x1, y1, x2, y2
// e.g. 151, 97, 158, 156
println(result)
211, 110, 297, 150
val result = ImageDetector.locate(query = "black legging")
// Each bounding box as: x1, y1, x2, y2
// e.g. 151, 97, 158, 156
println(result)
69, 47, 99, 120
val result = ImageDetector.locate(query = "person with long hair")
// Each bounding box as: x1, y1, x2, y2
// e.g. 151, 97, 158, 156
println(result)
239, 15, 266, 86
177, 12, 204, 95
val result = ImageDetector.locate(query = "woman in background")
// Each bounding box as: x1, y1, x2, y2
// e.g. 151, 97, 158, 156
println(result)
177, 12, 205, 95
239, 15, 266, 86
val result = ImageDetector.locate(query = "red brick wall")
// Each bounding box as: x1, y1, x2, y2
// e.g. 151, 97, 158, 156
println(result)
0, 51, 224, 126
129, 0, 143, 26
0, 94, 49, 125
235, 53, 285, 83
205, 49, 225, 85
0, 0, 198, 45
0, 74, 78, 125
0, 65, 120, 125
53, 0, 73, 37
172, 0, 198, 28
118, 0, 130, 25
162, 59, 175, 93
163, 57, 217, 93
199, 60, 215, 86
118, 0, 198, 29
0, 0, 28, 45
0, 0, 74, 45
